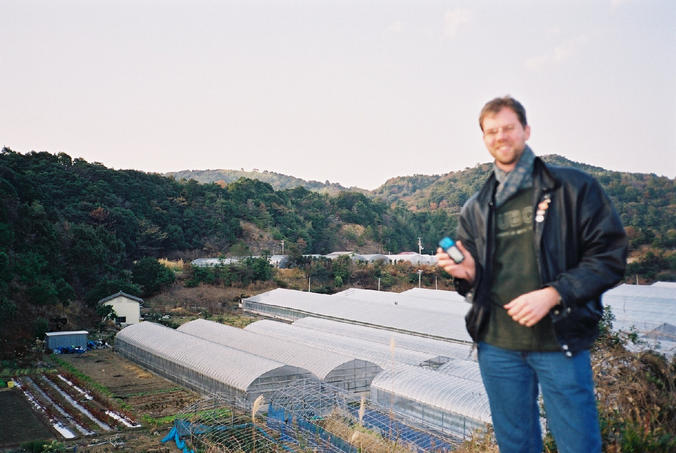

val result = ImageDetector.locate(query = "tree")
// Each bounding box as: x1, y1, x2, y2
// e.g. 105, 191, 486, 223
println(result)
132, 257, 175, 297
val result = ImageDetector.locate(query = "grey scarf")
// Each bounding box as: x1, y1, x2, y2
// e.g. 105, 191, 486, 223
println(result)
493, 145, 535, 207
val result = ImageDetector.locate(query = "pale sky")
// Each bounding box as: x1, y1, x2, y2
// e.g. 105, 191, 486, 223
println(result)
2, 0, 675, 190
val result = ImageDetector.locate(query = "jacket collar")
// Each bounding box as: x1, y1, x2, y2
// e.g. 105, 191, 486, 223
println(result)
532, 156, 560, 193
477, 156, 560, 207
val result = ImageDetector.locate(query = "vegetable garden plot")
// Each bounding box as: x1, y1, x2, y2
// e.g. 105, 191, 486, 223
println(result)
0, 389, 55, 447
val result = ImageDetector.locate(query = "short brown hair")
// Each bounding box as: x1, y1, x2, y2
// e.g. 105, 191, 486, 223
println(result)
479, 96, 528, 131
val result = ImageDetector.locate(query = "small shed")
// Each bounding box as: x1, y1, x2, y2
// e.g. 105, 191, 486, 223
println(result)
98, 291, 143, 326
45, 330, 88, 351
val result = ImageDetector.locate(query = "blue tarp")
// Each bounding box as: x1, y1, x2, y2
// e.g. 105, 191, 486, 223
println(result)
160, 426, 195, 453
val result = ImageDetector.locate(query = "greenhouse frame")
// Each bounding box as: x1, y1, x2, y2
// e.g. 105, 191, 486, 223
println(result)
245, 320, 451, 369
115, 322, 318, 404
177, 319, 382, 394
167, 380, 460, 452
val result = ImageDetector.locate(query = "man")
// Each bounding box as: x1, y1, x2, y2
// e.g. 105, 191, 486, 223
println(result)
436, 96, 627, 453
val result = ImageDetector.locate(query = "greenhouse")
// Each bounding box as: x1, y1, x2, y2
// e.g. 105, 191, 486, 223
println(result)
245, 320, 451, 369
293, 317, 473, 361
115, 322, 318, 404
336, 287, 468, 315
177, 319, 382, 394
370, 364, 491, 440
400, 287, 468, 302
166, 380, 459, 453
436, 358, 483, 381
602, 283, 676, 356
242, 288, 472, 343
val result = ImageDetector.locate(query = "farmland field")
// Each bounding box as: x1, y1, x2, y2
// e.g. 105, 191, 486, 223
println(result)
58, 349, 200, 419
0, 350, 201, 452
0, 389, 55, 447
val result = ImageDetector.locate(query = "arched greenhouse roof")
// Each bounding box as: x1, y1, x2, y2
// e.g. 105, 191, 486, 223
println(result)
177, 319, 382, 381
115, 322, 315, 393
293, 317, 473, 361
242, 288, 471, 343
371, 364, 491, 425
332, 287, 469, 316
245, 320, 449, 369
436, 358, 483, 381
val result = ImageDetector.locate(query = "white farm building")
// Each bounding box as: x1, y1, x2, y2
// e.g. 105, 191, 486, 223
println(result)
98, 291, 143, 326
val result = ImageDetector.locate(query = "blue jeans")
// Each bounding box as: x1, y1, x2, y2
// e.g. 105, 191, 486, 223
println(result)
477, 342, 601, 453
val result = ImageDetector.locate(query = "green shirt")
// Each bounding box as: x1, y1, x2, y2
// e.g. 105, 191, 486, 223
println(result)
482, 188, 559, 351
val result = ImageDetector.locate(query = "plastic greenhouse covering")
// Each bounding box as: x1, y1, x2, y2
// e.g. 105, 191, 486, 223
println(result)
602, 283, 676, 356
370, 364, 491, 440
602, 284, 676, 331
245, 320, 450, 369
115, 322, 318, 403
242, 288, 472, 343
293, 317, 473, 361
177, 319, 382, 394
401, 287, 469, 302
651, 282, 676, 288
336, 287, 468, 314
436, 358, 483, 381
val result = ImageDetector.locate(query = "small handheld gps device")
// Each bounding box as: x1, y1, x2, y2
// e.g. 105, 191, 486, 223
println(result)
439, 237, 464, 264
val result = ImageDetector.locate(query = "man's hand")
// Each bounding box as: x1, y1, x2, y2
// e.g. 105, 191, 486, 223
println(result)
435, 241, 476, 285
504, 286, 561, 327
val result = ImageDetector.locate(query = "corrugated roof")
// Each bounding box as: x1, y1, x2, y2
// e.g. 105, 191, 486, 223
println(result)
46, 331, 88, 337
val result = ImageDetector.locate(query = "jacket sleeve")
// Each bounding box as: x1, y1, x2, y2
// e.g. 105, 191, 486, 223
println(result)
548, 176, 627, 311
454, 199, 484, 299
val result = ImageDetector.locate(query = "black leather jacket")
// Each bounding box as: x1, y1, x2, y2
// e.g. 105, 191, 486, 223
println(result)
455, 157, 627, 354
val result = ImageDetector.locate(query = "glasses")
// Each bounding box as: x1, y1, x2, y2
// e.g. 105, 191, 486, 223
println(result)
483, 123, 518, 138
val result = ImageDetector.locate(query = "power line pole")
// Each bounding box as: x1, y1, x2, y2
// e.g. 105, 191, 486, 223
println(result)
418, 237, 424, 255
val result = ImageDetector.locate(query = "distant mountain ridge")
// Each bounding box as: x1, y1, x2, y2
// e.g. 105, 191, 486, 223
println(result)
166, 169, 367, 196
371, 154, 613, 212
168, 155, 647, 213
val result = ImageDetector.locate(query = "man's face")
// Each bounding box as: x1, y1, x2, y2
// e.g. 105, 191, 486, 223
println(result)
481, 107, 531, 172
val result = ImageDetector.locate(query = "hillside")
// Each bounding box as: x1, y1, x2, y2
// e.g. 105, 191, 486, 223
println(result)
166, 168, 367, 196
0, 148, 459, 357
168, 155, 676, 257
1, 148, 674, 359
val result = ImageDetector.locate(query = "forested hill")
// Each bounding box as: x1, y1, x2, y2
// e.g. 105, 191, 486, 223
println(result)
166, 168, 367, 196
168, 155, 676, 254
368, 155, 657, 213
373, 154, 676, 254
0, 148, 457, 356
1, 148, 674, 357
